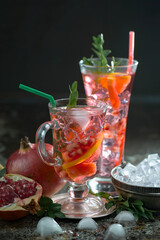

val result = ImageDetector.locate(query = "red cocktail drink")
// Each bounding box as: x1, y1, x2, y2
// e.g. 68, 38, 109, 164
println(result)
36, 98, 107, 218
79, 57, 138, 193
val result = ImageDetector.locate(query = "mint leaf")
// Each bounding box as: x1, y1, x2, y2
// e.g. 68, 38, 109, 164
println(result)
0, 167, 6, 178
67, 81, 78, 108
37, 196, 65, 219
105, 201, 115, 210
90, 191, 156, 221
55, 212, 66, 218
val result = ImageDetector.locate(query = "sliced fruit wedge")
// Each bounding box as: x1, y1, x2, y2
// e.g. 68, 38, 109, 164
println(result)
98, 73, 131, 109
62, 133, 103, 170
66, 162, 96, 182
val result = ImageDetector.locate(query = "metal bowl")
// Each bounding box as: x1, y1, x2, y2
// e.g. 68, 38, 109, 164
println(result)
111, 166, 160, 210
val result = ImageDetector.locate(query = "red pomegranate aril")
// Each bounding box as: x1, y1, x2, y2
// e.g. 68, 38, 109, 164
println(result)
0, 187, 17, 207
13, 180, 37, 199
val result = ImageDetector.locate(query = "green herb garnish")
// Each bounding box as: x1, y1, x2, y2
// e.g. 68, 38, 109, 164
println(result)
83, 33, 121, 71
0, 167, 6, 178
90, 191, 156, 221
67, 81, 78, 108
37, 195, 65, 219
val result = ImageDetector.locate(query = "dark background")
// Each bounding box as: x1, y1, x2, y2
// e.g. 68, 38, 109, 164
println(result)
0, 0, 160, 103
0, 0, 160, 169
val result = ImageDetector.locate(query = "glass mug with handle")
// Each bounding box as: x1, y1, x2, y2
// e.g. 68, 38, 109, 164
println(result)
36, 98, 107, 218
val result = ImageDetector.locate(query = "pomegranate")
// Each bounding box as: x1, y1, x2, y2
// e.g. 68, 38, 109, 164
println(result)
0, 174, 42, 221
6, 137, 66, 197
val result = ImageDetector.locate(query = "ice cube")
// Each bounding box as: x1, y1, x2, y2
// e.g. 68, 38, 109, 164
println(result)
148, 153, 159, 160
35, 217, 63, 236
113, 166, 124, 182
77, 217, 98, 230
92, 88, 109, 101
104, 223, 126, 240
136, 158, 150, 176
148, 154, 160, 167
119, 90, 131, 104
122, 163, 136, 176
114, 211, 136, 227
129, 174, 143, 186
69, 109, 89, 130
118, 105, 129, 119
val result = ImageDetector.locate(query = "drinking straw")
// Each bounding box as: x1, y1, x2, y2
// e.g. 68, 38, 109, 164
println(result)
19, 84, 56, 107
127, 31, 135, 74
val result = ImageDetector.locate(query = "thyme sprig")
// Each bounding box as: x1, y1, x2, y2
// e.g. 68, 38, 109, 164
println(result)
83, 33, 121, 71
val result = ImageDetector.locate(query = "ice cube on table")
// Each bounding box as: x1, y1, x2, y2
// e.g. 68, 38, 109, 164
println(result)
35, 217, 63, 236
77, 217, 98, 230
69, 109, 89, 130
114, 211, 136, 227
104, 224, 126, 240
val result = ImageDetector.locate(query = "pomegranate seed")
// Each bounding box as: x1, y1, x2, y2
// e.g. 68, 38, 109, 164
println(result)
0, 176, 38, 206
77, 149, 83, 155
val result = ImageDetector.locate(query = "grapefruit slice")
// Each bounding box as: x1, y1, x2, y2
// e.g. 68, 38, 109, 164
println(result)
62, 133, 103, 170
66, 162, 96, 181
98, 73, 131, 109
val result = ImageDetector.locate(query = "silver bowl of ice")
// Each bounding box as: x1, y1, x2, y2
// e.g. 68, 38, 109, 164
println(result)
111, 153, 160, 210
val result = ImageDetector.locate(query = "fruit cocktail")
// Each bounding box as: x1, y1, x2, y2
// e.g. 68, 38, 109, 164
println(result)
36, 94, 107, 218
79, 34, 138, 193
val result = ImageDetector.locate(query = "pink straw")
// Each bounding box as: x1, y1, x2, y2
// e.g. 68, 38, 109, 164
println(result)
127, 31, 135, 74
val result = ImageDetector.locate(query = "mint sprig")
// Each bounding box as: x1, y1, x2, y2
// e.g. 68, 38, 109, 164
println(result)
90, 191, 156, 221
67, 81, 78, 108
37, 195, 65, 219
83, 34, 121, 70
0, 167, 6, 178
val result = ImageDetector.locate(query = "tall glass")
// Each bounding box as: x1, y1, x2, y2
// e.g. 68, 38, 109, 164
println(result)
79, 58, 138, 194
36, 98, 107, 218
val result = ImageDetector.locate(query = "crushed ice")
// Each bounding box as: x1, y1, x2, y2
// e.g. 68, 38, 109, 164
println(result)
77, 217, 98, 230
114, 211, 136, 227
114, 153, 160, 187
35, 217, 63, 236
104, 223, 126, 240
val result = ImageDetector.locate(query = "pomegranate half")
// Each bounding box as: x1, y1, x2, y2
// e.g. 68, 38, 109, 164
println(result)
0, 174, 42, 221
6, 137, 66, 197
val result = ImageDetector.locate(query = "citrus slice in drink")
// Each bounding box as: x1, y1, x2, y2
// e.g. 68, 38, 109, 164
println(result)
66, 162, 96, 182
98, 73, 131, 109
62, 132, 103, 170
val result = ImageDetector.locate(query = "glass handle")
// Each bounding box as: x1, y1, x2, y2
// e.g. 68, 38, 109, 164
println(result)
36, 121, 59, 166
